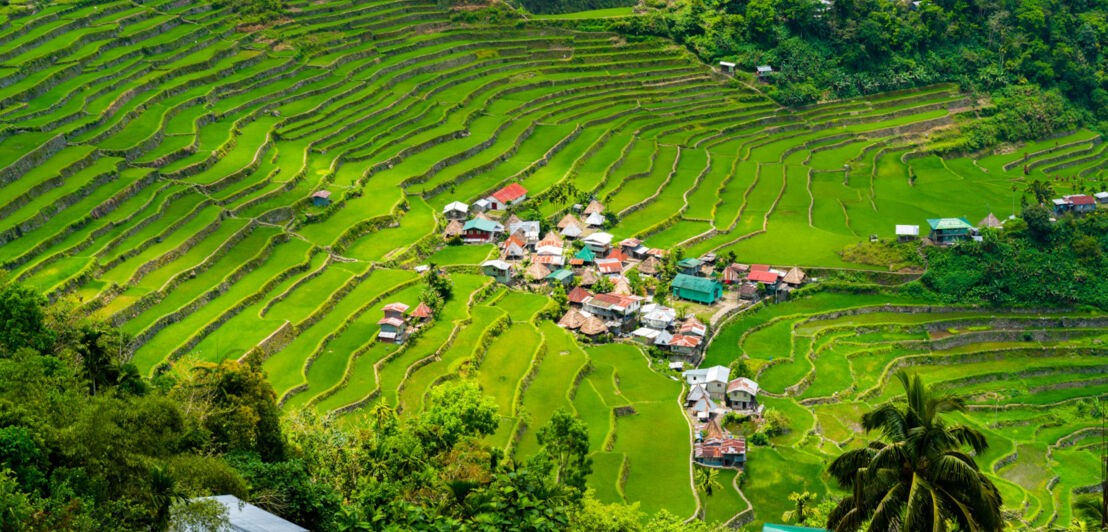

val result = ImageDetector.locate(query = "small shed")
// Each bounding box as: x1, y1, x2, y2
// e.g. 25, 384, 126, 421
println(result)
1095, 191, 1108, 204
756, 65, 773, 79
472, 198, 490, 213
677, 257, 702, 276
411, 302, 432, 321
584, 211, 605, 228
782, 266, 806, 287
193, 495, 307, 532
637, 255, 660, 277
311, 190, 332, 207
895, 224, 920, 243
977, 213, 1003, 229
671, 273, 722, 304
719, 61, 735, 74
481, 260, 514, 284
443, 220, 464, 240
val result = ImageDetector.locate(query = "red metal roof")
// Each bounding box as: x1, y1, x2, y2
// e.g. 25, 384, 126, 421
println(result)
619, 238, 641, 247
727, 377, 759, 396
606, 249, 628, 262
750, 264, 770, 271
669, 334, 702, 348
567, 286, 593, 304
377, 317, 406, 327
1070, 194, 1096, 205
747, 270, 779, 283
596, 259, 622, 274
382, 302, 409, 313
491, 183, 528, 203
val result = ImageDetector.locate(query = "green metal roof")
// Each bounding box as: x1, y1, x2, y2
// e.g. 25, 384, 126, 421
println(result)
762, 525, 828, 532
462, 219, 501, 232
678, 258, 701, 268
546, 269, 573, 281
670, 273, 719, 293
575, 247, 596, 261
926, 217, 972, 230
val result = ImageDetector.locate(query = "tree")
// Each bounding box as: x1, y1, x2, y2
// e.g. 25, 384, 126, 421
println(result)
536, 408, 591, 491
593, 276, 614, 294
1025, 179, 1055, 205
419, 380, 499, 451
730, 358, 754, 380
782, 491, 817, 524
0, 282, 54, 355
825, 370, 1003, 532
552, 284, 568, 315
694, 466, 722, 497
1022, 204, 1053, 242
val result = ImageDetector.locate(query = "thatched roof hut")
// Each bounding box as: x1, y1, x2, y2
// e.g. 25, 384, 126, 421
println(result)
558, 309, 586, 329
443, 220, 463, 239
579, 268, 599, 287
782, 267, 806, 286
638, 255, 660, 276
557, 213, 583, 230
584, 200, 605, 215
580, 316, 608, 336
977, 212, 1003, 229
526, 262, 550, 281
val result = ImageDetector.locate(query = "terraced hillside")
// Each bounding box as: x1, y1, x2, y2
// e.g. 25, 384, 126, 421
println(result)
3, 0, 1107, 525
704, 292, 1108, 529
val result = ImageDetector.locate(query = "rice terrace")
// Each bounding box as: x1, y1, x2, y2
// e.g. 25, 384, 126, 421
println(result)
2, 0, 1108, 530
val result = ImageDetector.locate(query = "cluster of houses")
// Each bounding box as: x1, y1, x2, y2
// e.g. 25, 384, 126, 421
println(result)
681, 365, 763, 468
1053, 192, 1108, 215
895, 213, 1006, 245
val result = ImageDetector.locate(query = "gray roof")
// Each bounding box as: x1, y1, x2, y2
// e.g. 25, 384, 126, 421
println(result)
192, 495, 307, 532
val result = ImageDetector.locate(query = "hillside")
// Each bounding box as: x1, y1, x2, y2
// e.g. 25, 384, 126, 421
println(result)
2, 0, 1108, 530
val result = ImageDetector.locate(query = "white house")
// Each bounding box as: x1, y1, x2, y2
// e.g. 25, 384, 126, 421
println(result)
481, 260, 514, 284
472, 198, 490, 213
584, 211, 605, 228
640, 303, 676, 330
726, 377, 760, 411
443, 201, 468, 220
683, 365, 730, 401
895, 224, 920, 243
583, 231, 613, 254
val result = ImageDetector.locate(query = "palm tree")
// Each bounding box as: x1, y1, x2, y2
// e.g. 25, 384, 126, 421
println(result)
825, 370, 1004, 532
1025, 179, 1055, 205
1074, 494, 1107, 529
782, 491, 817, 525
694, 466, 723, 497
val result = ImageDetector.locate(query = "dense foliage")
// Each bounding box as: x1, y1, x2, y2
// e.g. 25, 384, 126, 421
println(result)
599, 0, 1107, 135
0, 276, 715, 531
923, 206, 1108, 309
516, 0, 637, 15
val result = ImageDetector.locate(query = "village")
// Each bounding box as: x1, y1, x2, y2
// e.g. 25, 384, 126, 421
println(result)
370, 183, 1108, 474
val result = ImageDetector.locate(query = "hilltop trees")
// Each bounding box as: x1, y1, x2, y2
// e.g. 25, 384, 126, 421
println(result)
825, 371, 1002, 532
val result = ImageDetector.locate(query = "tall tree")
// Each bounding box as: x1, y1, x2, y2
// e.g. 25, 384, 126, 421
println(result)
536, 408, 591, 491
782, 491, 817, 524
825, 370, 1003, 532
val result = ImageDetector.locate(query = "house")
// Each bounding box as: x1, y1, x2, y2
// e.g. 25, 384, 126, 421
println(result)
671, 273, 723, 304
1096, 191, 1108, 204
443, 219, 464, 240
926, 218, 974, 244
378, 303, 409, 344
637, 255, 660, 277
582, 293, 642, 332
895, 224, 920, 243
557, 213, 583, 230
546, 268, 574, 286
443, 201, 468, 220
677, 257, 702, 276
977, 213, 1003, 229
486, 183, 528, 210
668, 334, 702, 356
502, 234, 526, 260
472, 198, 490, 213
411, 302, 432, 322
596, 258, 622, 277
584, 211, 605, 228
756, 65, 773, 79
462, 219, 503, 244
679, 317, 706, 337
311, 190, 332, 207
619, 237, 641, 254
567, 286, 593, 307
689, 394, 723, 421
574, 246, 597, 264
1053, 194, 1097, 215
533, 254, 565, 268
481, 260, 514, 283
738, 283, 760, 300
583, 232, 613, 255
721, 263, 748, 285
747, 269, 780, 289
508, 220, 541, 246
584, 199, 605, 215
640, 303, 676, 330
631, 326, 666, 346
606, 248, 629, 263
726, 377, 760, 411
192, 495, 308, 532
611, 276, 633, 296
686, 383, 709, 407
694, 437, 746, 467
719, 60, 735, 74
579, 268, 600, 287
683, 365, 730, 401
561, 223, 583, 239
782, 267, 806, 287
